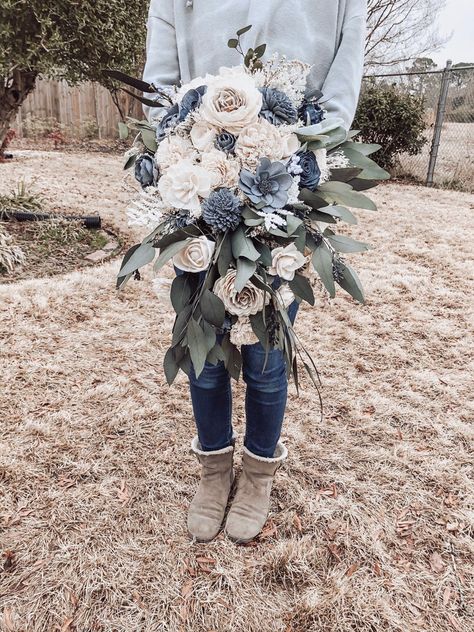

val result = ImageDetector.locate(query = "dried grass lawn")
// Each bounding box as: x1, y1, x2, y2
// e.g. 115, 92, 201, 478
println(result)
1, 151, 474, 632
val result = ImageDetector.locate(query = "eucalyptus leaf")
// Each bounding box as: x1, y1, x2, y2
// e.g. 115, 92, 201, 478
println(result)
299, 188, 328, 210
288, 274, 315, 306
327, 234, 370, 253
172, 305, 192, 345
342, 147, 390, 180
123, 152, 137, 171
329, 168, 363, 183
254, 241, 272, 267
118, 122, 129, 140
231, 226, 260, 261
200, 289, 225, 327
336, 261, 365, 304
318, 182, 377, 211
249, 311, 269, 348
312, 244, 335, 297
221, 335, 242, 381
154, 239, 190, 273
163, 347, 180, 385
187, 318, 209, 377
118, 241, 155, 277
217, 233, 233, 277
170, 275, 192, 313
202, 320, 217, 353
227, 38, 239, 48
236, 25, 252, 36
116, 243, 140, 289
207, 343, 226, 365
155, 225, 201, 250
286, 214, 303, 236
235, 258, 257, 292
341, 141, 381, 156
318, 205, 358, 225
141, 128, 158, 153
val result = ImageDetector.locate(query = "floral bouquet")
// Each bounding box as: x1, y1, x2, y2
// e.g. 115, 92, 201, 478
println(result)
109, 26, 389, 389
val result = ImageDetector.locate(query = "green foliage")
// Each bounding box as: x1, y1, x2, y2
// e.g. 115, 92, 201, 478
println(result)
353, 83, 428, 170
0, 180, 44, 215
0, 1, 147, 86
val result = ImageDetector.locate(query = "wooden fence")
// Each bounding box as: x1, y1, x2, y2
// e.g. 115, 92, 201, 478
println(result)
13, 79, 143, 139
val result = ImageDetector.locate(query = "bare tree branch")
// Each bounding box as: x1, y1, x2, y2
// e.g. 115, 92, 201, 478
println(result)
365, 0, 449, 69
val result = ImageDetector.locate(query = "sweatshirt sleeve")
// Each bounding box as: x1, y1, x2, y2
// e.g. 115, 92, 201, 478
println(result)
314, 0, 367, 132
142, 0, 180, 121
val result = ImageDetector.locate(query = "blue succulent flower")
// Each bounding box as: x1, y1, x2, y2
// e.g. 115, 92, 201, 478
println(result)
298, 99, 325, 125
202, 188, 243, 232
259, 87, 298, 126
239, 158, 293, 212
215, 131, 237, 153
134, 154, 157, 188
298, 151, 321, 191
156, 103, 180, 142
178, 85, 207, 121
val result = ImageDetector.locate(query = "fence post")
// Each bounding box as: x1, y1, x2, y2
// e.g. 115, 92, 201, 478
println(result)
426, 60, 452, 186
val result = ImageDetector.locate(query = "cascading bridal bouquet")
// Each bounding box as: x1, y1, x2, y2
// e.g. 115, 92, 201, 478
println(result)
109, 26, 389, 389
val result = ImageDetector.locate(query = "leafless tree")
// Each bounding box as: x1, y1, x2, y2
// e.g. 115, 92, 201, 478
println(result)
365, 0, 448, 69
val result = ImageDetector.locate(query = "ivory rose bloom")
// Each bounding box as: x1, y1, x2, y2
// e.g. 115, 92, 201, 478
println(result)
274, 284, 296, 308
200, 150, 241, 188
235, 118, 286, 170
269, 243, 307, 281
213, 270, 268, 316
173, 236, 215, 273
190, 119, 217, 151
155, 136, 197, 170
230, 317, 258, 346
200, 72, 262, 135
280, 130, 301, 158
158, 159, 212, 212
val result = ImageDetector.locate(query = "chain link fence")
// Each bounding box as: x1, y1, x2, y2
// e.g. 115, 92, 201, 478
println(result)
363, 63, 474, 191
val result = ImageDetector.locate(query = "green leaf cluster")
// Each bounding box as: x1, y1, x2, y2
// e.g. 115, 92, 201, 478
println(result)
353, 83, 428, 170
0, 1, 148, 86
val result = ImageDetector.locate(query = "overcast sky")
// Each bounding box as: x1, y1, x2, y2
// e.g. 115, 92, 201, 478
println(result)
431, 0, 474, 65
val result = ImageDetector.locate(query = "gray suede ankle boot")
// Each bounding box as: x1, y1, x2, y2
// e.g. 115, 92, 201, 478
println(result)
225, 441, 287, 544
187, 436, 235, 542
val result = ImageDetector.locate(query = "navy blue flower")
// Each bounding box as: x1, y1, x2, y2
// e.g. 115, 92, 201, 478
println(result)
202, 188, 243, 232
178, 85, 207, 121
240, 158, 293, 212
298, 151, 321, 191
173, 209, 192, 229
298, 99, 325, 125
215, 131, 237, 153
259, 87, 298, 126
134, 154, 157, 188
156, 103, 180, 142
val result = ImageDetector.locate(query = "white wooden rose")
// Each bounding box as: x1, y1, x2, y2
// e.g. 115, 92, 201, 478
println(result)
268, 243, 307, 281
172, 236, 216, 273
158, 159, 212, 212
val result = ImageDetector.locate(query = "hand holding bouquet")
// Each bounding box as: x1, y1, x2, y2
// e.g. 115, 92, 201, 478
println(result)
110, 26, 389, 389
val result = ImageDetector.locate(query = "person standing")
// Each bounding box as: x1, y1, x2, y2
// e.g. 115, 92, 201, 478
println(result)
143, 0, 367, 543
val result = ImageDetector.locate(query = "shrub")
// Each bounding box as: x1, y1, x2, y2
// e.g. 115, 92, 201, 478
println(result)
353, 83, 428, 170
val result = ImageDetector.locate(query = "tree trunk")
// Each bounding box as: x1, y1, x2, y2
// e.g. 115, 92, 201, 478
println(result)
0, 69, 38, 154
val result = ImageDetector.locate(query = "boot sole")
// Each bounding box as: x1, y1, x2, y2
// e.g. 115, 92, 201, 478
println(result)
224, 529, 258, 545
187, 529, 221, 543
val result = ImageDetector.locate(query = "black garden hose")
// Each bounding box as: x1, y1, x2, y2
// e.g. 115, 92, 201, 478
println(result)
0, 210, 101, 229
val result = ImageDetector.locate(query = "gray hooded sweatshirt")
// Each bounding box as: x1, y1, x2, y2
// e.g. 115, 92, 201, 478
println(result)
143, 0, 367, 131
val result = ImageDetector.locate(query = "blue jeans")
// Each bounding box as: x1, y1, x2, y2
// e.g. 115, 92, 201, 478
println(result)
182, 267, 299, 457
